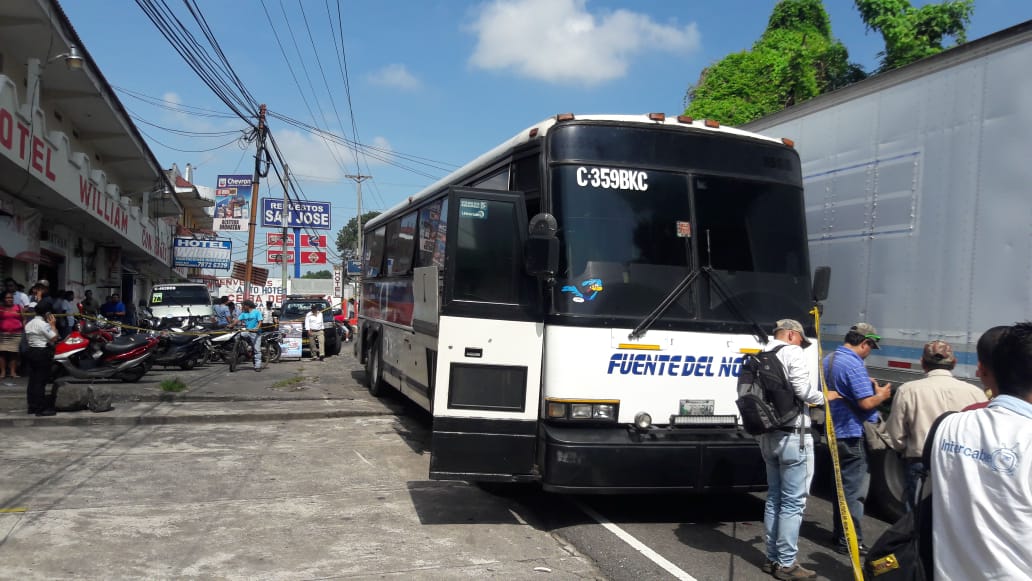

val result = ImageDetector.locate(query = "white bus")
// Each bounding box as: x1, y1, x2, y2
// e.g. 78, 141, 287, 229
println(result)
355, 113, 828, 492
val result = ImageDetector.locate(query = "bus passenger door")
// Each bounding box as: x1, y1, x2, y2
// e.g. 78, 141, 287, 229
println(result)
430, 187, 543, 482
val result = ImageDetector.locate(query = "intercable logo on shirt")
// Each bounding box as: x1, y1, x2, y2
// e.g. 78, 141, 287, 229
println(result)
940, 439, 1021, 475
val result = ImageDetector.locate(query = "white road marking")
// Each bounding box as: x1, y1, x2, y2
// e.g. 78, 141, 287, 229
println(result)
574, 499, 698, 581
353, 450, 373, 466
508, 508, 528, 525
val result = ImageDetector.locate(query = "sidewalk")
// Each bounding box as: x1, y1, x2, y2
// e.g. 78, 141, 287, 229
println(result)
0, 350, 394, 427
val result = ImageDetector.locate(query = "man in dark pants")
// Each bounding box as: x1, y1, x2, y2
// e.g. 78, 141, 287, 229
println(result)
24, 302, 59, 416
823, 323, 891, 555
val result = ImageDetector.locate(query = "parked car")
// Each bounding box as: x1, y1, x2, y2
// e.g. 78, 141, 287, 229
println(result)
275, 295, 341, 357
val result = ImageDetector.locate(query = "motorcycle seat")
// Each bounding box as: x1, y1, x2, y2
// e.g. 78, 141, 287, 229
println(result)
103, 335, 152, 355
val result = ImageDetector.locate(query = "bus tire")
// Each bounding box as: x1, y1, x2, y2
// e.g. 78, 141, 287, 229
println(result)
365, 339, 387, 396
868, 448, 906, 522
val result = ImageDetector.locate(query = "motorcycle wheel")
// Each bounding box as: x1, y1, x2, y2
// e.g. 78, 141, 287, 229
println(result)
265, 341, 282, 364
179, 357, 197, 371
228, 339, 242, 372
116, 367, 147, 383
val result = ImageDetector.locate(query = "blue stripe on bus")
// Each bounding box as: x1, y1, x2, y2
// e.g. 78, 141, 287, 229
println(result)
819, 340, 977, 366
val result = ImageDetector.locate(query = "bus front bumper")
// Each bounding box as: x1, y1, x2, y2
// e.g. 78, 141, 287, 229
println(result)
541, 424, 766, 493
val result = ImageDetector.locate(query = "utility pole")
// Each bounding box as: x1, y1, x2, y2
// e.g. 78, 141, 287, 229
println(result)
242, 104, 267, 301
345, 174, 371, 267
280, 163, 290, 298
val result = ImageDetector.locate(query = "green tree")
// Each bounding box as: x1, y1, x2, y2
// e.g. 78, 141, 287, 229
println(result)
301, 270, 332, 279
684, 0, 865, 126
335, 211, 381, 258
855, 0, 973, 71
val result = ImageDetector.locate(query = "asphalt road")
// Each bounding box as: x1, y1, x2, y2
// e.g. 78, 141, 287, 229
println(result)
1, 350, 890, 580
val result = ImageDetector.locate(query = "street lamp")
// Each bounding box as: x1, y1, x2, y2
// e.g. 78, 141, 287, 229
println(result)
51, 45, 84, 70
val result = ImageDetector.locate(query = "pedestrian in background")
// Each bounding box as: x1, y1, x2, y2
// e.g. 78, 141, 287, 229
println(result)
24, 302, 59, 416
213, 296, 231, 328
930, 322, 1032, 579
759, 319, 823, 580
964, 325, 1010, 411
305, 303, 325, 361
884, 340, 987, 512
79, 289, 99, 316
4, 279, 30, 308
823, 322, 891, 555
0, 291, 24, 379
100, 293, 125, 323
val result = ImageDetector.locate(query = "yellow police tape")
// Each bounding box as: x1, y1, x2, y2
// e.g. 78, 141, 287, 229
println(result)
812, 305, 863, 580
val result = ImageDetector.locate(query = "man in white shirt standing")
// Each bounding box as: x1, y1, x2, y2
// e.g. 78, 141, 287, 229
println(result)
930, 322, 1032, 579
759, 319, 824, 580
304, 303, 325, 361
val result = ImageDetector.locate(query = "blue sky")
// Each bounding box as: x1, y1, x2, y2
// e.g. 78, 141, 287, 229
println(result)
60, 0, 1032, 268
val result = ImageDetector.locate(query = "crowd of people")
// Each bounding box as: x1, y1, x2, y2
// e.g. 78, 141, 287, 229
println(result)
758, 318, 1031, 580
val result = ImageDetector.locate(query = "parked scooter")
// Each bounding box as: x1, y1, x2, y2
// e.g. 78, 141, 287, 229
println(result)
228, 329, 282, 372
53, 319, 159, 382
139, 316, 212, 370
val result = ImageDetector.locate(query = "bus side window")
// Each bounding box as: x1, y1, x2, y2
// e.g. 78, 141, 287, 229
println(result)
365, 226, 386, 277
512, 154, 541, 217
385, 212, 417, 276
453, 198, 520, 304
417, 199, 448, 269
471, 168, 508, 190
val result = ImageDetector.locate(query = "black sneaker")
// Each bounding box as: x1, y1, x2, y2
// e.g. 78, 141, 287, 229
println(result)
761, 560, 777, 574
35, 408, 57, 417
835, 543, 868, 557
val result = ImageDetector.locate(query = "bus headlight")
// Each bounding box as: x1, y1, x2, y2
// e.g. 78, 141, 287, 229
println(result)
634, 412, 652, 429
544, 399, 619, 422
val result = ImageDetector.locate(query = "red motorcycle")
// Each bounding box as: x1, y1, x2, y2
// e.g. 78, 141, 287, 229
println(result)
52, 320, 159, 382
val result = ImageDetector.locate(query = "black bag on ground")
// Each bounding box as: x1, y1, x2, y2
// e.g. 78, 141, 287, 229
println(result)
735, 345, 801, 435
863, 412, 955, 580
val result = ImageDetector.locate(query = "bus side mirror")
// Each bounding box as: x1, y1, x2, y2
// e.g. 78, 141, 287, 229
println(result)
812, 266, 831, 302
524, 213, 558, 280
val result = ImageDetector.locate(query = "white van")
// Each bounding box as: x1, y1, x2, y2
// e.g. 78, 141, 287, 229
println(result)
148, 283, 214, 321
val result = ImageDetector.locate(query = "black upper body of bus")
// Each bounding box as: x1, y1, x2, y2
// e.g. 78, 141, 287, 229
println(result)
542, 121, 813, 335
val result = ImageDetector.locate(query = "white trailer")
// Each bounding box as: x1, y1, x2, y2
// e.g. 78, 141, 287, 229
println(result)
743, 20, 1032, 517
745, 19, 1032, 384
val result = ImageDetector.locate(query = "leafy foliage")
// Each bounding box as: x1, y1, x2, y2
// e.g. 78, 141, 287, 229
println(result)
684, 0, 865, 126
855, 0, 974, 71
301, 270, 332, 279
334, 211, 382, 257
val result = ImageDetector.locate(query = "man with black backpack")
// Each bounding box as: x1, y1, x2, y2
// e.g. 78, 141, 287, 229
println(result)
754, 319, 825, 579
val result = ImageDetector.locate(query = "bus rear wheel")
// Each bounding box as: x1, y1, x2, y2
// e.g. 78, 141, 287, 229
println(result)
365, 339, 388, 396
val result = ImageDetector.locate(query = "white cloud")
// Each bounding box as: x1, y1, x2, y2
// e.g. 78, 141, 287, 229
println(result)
368, 64, 422, 91
271, 129, 393, 183
468, 0, 700, 86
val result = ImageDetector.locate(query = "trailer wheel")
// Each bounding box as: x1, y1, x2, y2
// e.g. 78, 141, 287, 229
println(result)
868, 448, 906, 522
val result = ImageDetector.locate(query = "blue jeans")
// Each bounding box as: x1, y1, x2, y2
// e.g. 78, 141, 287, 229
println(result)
241, 331, 261, 369
831, 437, 870, 546
903, 460, 924, 514
759, 430, 815, 567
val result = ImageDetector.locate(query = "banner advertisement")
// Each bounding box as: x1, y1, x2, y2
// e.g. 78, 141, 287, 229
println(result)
214, 278, 285, 305
214, 175, 253, 232
280, 322, 303, 359
267, 232, 294, 246
346, 260, 362, 275
173, 237, 232, 270
267, 250, 294, 264
301, 251, 327, 264
333, 265, 343, 299
301, 234, 328, 248
260, 198, 331, 230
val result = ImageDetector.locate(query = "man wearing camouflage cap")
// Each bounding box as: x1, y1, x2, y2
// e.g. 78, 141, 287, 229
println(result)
885, 340, 987, 512
823, 322, 891, 555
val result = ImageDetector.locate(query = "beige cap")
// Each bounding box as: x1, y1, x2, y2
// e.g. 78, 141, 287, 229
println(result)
774, 319, 812, 348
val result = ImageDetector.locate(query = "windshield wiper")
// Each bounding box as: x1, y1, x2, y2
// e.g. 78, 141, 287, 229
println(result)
628, 270, 701, 341
701, 266, 769, 344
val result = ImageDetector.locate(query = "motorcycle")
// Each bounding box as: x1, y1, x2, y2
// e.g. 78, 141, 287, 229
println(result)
228, 328, 282, 372
139, 317, 213, 370
53, 319, 160, 382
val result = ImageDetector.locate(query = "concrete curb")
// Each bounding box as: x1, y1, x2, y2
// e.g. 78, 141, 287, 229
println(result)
0, 398, 401, 428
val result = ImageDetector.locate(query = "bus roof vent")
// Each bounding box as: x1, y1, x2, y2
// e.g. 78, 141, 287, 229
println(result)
648, 112, 665, 122
556, 113, 575, 122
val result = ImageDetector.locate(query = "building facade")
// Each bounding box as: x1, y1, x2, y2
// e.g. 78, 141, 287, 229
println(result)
0, 0, 202, 307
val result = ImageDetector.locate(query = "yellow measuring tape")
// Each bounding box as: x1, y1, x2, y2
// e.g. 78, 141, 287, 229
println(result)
812, 306, 863, 580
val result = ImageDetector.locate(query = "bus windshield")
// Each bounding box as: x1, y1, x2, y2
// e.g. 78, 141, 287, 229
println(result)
551, 166, 811, 326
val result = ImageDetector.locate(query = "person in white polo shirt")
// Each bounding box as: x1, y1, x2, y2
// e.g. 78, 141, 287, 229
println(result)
929, 322, 1032, 579
304, 303, 325, 361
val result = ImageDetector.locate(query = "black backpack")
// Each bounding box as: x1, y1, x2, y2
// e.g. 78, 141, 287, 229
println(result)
735, 345, 802, 435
